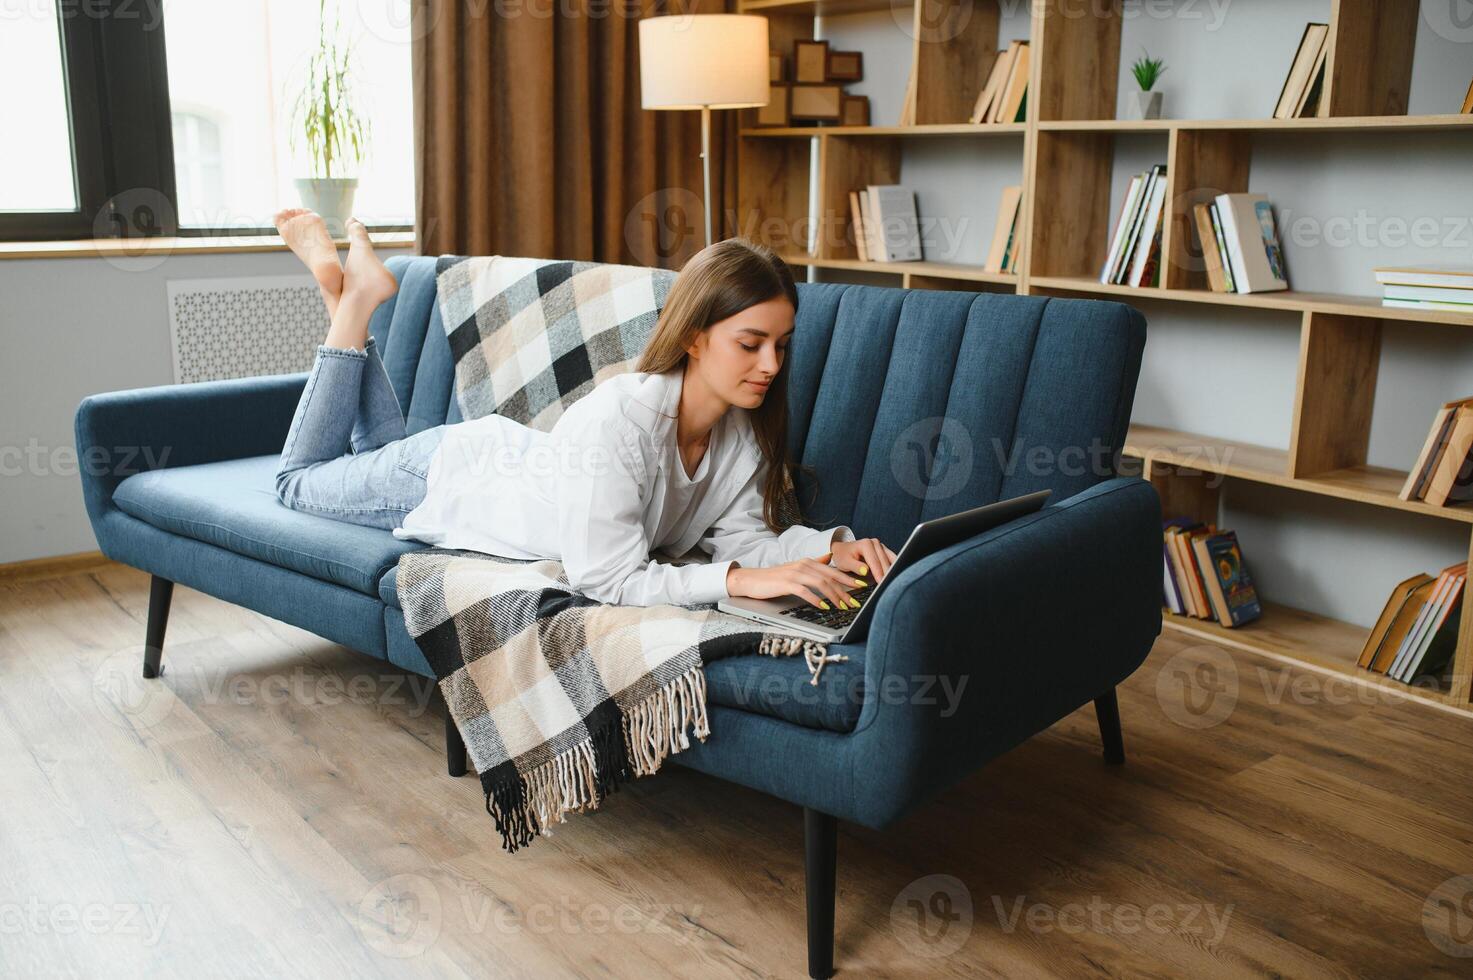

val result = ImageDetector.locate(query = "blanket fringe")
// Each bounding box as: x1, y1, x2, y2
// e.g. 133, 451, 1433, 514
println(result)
757, 633, 850, 686
482, 666, 708, 851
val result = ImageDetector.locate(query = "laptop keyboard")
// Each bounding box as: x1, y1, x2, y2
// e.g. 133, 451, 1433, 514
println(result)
787, 582, 876, 628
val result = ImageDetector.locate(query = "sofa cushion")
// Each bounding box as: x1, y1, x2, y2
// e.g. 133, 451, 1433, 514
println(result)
380, 564, 864, 732
113, 454, 428, 596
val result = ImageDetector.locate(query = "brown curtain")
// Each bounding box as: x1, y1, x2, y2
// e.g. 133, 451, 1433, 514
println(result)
411, 0, 741, 270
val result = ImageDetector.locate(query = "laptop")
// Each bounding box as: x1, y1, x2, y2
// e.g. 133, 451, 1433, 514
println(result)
716, 489, 1051, 644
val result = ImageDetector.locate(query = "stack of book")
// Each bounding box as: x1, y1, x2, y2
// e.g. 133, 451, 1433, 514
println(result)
1358, 564, 1466, 684
1099, 164, 1167, 287
848, 185, 922, 263
983, 185, 1023, 274
968, 41, 1029, 125
1375, 266, 1473, 313
1400, 395, 1473, 506
1192, 194, 1290, 294
1272, 22, 1329, 118
1162, 520, 1262, 628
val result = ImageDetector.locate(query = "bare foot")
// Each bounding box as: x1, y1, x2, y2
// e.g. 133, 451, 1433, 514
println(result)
275, 208, 343, 314
341, 217, 398, 306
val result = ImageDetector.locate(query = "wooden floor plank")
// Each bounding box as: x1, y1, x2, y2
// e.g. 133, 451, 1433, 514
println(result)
3, 565, 1472, 977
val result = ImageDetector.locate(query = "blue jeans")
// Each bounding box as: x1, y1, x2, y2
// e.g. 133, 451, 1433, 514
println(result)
274, 337, 447, 530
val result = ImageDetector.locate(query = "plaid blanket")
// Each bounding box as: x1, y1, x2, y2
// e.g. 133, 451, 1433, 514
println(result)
399, 255, 842, 851
398, 547, 841, 852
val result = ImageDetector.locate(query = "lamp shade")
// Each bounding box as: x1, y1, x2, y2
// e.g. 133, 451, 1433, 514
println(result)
639, 14, 769, 110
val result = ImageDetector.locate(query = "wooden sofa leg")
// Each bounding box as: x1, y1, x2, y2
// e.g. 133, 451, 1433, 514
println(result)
445, 709, 467, 777
142, 575, 174, 679
804, 808, 837, 979
1095, 688, 1125, 765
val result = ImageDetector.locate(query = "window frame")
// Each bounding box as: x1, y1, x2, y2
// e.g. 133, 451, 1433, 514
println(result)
2, 1, 412, 243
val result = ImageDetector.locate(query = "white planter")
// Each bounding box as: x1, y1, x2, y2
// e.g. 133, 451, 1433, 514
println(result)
1130, 90, 1163, 120
294, 178, 358, 237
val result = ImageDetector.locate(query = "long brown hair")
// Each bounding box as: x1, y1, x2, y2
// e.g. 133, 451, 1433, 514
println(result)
635, 238, 803, 533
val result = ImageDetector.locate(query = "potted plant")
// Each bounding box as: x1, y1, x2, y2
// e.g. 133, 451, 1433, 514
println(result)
1129, 52, 1166, 120
290, 0, 370, 237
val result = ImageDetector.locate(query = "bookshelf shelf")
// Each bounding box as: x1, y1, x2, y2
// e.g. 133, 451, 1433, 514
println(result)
1037, 113, 1473, 134
738, 0, 1473, 712
779, 252, 1016, 284
1027, 277, 1473, 328
741, 124, 1027, 138
1158, 604, 1460, 714
1125, 424, 1473, 527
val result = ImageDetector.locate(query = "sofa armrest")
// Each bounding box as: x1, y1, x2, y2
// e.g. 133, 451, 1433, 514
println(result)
846, 476, 1163, 825
74, 372, 308, 522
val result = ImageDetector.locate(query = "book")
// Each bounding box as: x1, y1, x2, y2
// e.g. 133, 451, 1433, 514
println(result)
992, 41, 1030, 124
1216, 193, 1289, 293
1400, 398, 1473, 501
1127, 174, 1168, 288
1199, 531, 1261, 627
1387, 564, 1465, 680
1374, 266, 1473, 289
1358, 573, 1437, 668
1384, 284, 1473, 304
866, 185, 922, 262
1424, 405, 1473, 506
1273, 23, 1329, 119
1193, 203, 1230, 292
1382, 298, 1473, 312
1100, 174, 1146, 284
849, 191, 870, 262
1370, 576, 1441, 673
1210, 203, 1236, 292
1162, 541, 1185, 615
1463, 77, 1473, 114
1395, 568, 1465, 682
1120, 166, 1166, 285
1294, 38, 1330, 118
984, 185, 1023, 274
970, 44, 1017, 124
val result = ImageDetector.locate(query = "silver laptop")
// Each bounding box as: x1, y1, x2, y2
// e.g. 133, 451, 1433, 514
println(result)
716, 489, 1051, 644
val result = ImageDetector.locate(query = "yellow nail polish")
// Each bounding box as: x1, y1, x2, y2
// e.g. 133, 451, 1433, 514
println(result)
858, 564, 868, 574
849, 598, 861, 609
819, 601, 830, 610
853, 578, 866, 587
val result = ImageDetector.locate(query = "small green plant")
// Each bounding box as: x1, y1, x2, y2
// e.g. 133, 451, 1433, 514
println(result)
1131, 51, 1166, 92
290, 0, 370, 178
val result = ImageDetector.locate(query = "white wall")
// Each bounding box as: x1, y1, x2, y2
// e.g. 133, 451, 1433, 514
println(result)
812, 0, 1473, 628
0, 245, 413, 565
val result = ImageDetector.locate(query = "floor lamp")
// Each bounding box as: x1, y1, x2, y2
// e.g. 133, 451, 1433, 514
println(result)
638, 14, 770, 248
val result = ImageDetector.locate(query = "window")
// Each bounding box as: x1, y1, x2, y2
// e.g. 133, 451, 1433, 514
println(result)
0, 0, 413, 242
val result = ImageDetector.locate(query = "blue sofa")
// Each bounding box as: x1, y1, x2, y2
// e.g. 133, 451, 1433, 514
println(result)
76, 254, 1161, 977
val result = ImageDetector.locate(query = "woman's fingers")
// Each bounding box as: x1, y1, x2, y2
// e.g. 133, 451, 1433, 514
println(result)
802, 563, 859, 609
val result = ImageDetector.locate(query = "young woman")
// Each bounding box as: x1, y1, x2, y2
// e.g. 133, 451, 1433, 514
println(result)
272, 209, 897, 610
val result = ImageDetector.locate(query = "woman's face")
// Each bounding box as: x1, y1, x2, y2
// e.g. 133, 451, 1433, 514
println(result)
688, 295, 795, 408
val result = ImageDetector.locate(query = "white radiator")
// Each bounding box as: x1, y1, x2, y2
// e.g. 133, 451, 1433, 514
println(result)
166, 275, 330, 384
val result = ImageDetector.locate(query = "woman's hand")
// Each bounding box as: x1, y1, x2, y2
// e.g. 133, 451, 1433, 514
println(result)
831, 536, 898, 584
726, 552, 867, 611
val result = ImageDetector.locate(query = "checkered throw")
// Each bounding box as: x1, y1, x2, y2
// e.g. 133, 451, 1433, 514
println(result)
397, 548, 839, 852
397, 255, 842, 851
433, 254, 677, 432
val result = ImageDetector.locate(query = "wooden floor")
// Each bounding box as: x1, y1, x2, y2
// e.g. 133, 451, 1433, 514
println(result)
3, 563, 1472, 978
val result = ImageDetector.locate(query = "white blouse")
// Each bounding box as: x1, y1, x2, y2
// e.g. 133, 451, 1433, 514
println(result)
392, 368, 855, 607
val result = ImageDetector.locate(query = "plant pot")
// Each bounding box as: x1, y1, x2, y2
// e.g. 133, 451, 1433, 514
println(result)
294, 178, 358, 237
1130, 90, 1163, 120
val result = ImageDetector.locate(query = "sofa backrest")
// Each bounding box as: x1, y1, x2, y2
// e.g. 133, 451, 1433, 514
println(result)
373, 255, 1145, 547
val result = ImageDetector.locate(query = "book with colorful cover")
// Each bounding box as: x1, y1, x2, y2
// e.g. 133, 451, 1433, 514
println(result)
1203, 531, 1261, 627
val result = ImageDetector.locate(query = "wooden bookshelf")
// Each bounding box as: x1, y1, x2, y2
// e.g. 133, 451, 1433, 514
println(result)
736, 0, 1473, 713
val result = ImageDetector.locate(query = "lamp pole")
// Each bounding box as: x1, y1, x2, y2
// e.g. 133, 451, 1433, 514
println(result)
700, 104, 713, 247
